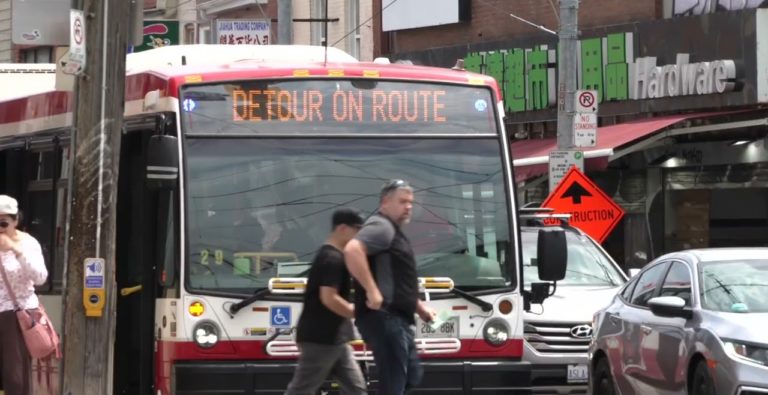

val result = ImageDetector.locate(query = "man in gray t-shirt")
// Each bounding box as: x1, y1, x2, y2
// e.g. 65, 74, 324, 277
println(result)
344, 180, 436, 395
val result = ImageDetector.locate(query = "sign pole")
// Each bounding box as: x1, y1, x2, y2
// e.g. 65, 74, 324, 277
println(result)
549, 0, 583, 194
278, 0, 293, 44
556, 0, 579, 151
61, 0, 131, 393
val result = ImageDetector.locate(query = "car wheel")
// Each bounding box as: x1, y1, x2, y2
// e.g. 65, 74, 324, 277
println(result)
593, 357, 616, 395
690, 361, 715, 395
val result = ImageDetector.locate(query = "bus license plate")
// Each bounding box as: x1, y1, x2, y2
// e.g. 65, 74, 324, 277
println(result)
418, 317, 459, 338
567, 364, 588, 383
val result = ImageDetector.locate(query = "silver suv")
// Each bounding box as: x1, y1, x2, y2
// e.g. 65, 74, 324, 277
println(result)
521, 216, 628, 395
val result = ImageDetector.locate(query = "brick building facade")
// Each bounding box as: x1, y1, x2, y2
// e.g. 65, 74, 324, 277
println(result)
379, 0, 663, 55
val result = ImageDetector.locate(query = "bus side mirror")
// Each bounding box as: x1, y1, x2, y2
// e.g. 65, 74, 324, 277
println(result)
146, 135, 179, 190
529, 282, 551, 304
536, 229, 567, 281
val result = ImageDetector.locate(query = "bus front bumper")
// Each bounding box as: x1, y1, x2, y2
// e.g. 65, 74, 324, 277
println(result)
172, 359, 533, 395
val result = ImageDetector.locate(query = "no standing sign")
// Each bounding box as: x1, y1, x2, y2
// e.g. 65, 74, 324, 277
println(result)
65, 9, 86, 75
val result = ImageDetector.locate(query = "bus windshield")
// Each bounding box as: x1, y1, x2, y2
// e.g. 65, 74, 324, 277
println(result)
185, 138, 513, 295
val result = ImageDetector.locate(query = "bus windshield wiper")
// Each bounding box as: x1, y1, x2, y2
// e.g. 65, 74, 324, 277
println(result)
229, 288, 271, 316
450, 287, 493, 312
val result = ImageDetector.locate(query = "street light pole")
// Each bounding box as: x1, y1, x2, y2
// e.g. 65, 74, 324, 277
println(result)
557, 0, 579, 150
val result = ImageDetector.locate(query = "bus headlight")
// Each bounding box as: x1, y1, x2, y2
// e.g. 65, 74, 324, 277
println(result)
483, 318, 509, 347
193, 321, 220, 349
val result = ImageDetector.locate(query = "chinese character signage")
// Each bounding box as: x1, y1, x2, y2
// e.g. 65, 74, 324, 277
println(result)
217, 20, 271, 45
134, 20, 180, 52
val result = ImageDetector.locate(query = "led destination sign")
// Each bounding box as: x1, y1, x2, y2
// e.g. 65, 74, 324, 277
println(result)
232, 89, 448, 123
181, 79, 496, 135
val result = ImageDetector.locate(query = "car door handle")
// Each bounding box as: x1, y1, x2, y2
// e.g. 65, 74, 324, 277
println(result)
640, 325, 652, 335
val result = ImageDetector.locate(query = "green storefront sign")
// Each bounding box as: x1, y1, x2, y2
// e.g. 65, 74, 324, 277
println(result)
465, 32, 737, 114
134, 20, 180, 52
465, 33, 632, 113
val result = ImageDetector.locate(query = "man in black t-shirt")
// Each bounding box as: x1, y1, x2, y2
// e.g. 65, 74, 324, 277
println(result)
344, 180, 436, 395
285, 208, 366, 395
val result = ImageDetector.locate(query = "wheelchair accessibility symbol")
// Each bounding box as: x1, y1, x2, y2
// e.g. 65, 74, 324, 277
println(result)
270, 306, 291, 328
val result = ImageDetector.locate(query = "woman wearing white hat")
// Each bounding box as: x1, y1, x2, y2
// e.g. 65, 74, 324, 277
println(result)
0, 194, 48, 395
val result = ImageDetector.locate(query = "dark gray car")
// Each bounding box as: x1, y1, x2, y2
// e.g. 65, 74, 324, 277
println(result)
588, 248, 768, 395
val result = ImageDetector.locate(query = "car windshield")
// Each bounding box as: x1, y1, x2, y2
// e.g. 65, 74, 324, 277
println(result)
185, 138, 513, 294
699, 259, 768, 313
521, 229, 625, 286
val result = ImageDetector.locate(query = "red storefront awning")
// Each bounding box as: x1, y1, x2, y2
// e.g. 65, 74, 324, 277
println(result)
510, 112, 737, 183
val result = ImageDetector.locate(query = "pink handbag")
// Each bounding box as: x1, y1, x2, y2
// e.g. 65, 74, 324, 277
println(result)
0, 258, 60, 360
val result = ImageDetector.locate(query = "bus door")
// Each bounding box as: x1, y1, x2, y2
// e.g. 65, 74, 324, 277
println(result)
114, 126, 175, 395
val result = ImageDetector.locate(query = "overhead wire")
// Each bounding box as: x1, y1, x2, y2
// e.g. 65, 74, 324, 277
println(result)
329, 0, 401, 47
474, 0, 559, 35
548, 0, 561, 23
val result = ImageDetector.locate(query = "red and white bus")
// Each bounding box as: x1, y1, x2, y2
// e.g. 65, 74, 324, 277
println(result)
0, 45, 565, 395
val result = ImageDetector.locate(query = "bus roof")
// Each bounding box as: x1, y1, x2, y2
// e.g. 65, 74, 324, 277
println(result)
125, 44, 359, 74
0, 64, 56, 101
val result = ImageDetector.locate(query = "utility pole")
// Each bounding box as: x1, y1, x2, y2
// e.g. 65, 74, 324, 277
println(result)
556, 0, 579, 150
278, 0, 293, 44
61, 0, 131, 393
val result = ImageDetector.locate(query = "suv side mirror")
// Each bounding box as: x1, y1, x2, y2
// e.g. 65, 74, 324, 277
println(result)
146, 135, 179, 190
536, 229, 567, 281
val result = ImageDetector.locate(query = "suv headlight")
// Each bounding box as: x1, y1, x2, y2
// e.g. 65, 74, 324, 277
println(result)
483, 318, 510, 347
723, 339, 768, 366
193, 321, 220, 349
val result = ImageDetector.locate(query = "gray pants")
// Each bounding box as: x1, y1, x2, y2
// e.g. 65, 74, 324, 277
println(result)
285, 342, 367, 395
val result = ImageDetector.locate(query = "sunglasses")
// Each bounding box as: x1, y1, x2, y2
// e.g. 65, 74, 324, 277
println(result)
381, 179, 410, 196
0, 221, 8, 229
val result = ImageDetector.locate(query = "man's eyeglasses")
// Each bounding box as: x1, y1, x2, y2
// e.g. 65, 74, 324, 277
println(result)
0, 221, 9, 229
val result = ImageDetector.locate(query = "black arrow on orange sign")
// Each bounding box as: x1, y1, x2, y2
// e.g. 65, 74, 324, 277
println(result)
561, 181, 592, 204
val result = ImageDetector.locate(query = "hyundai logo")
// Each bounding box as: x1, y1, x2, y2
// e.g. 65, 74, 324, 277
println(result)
570, 324, 593, 339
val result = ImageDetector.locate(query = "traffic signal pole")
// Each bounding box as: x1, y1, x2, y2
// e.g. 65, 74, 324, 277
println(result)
557, 0, 579, 150
61, 0, 131, 393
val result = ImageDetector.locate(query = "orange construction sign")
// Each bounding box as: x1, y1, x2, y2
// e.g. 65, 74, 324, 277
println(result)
542, 166, 624, 243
